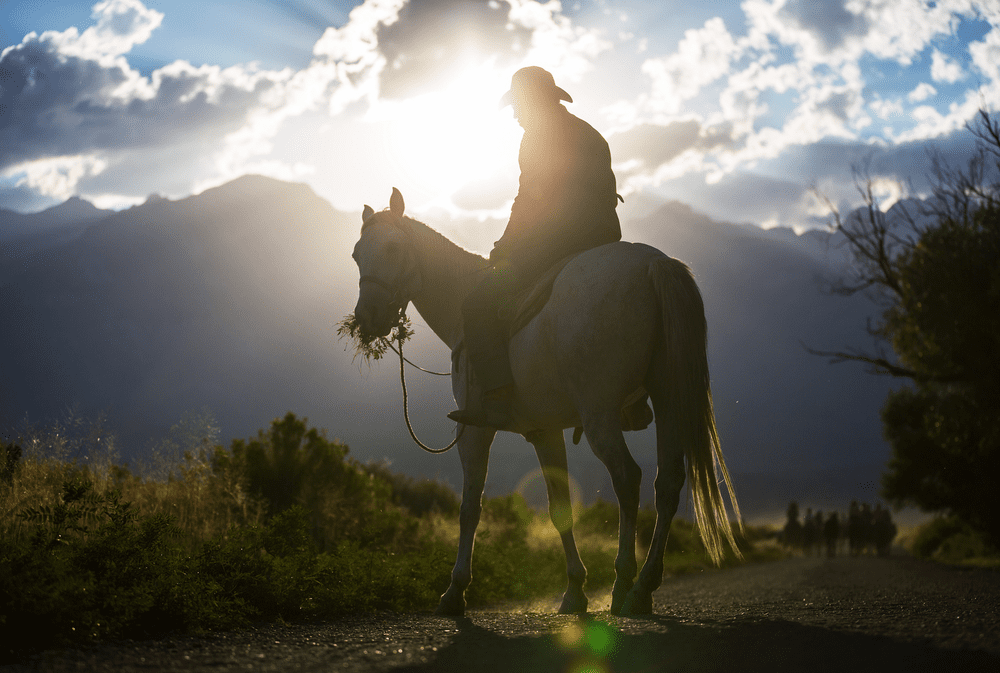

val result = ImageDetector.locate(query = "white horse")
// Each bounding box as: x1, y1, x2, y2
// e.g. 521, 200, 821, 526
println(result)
351, 188, 740, 616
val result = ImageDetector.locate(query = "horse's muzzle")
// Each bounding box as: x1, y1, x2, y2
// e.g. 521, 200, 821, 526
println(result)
354, 294, 398, 338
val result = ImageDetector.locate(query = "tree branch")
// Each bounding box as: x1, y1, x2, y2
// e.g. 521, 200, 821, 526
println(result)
802, 343, 966, 384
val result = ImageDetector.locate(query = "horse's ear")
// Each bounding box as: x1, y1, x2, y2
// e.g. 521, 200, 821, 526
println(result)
389, 187, 405, 219
362, 204, 375, 222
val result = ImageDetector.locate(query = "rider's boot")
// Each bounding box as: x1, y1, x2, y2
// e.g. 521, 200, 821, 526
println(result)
448, 386, 514, 429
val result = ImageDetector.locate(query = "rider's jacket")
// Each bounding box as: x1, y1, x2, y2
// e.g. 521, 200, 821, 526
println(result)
492, 105, 621, 278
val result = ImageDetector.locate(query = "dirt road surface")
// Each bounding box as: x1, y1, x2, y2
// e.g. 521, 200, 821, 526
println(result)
6, 555, 998, 672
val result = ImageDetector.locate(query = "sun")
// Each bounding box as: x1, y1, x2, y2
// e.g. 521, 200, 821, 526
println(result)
373, 64, 523, 209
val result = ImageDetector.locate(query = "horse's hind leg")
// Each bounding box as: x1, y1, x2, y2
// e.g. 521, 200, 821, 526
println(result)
528, 429, 588, 614
582, 413, 641, 615
436, 425, 496, 616
623, 356, 686, 615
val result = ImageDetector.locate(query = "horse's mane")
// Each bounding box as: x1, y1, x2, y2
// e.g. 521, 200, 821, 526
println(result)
401, 215, 487, 283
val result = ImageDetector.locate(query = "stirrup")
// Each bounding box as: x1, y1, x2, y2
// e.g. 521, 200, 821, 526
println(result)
447, 399, 512, 429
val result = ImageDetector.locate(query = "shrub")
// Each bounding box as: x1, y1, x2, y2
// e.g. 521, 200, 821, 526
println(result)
0, 413, 783, 661
363, 460, 460, 517
910, 516, 998, 562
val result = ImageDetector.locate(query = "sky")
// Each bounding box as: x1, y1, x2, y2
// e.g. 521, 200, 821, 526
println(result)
2, 0, 999, 235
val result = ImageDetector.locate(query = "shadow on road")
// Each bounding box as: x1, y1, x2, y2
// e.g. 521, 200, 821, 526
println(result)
393, 612, 998, 673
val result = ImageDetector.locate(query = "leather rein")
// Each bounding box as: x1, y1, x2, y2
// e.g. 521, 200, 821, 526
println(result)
357, 224, 462, 454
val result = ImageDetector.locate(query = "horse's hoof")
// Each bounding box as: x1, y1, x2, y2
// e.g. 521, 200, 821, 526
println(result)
621, 590, 653, 616
434, 591, 466, 616
609, 595, 625, 616
557, 590, 588, 614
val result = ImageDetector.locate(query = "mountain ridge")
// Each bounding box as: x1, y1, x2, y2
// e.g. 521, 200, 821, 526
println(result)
0, 176, 896, 520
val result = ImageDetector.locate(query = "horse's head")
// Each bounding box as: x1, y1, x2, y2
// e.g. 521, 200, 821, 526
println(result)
352, 187, 422, 337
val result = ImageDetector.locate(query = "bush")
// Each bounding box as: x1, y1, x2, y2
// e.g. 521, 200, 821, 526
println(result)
0, 479, 215, 654
0, 413, 783, 661
910, 516, 999, 562
363, 460, 460, 517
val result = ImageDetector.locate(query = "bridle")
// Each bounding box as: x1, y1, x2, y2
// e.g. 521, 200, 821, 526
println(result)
355, 219, 460, 454
357, 217, 420, 310
358, 274, 407, 308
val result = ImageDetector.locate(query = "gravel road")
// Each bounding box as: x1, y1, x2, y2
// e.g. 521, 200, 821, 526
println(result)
6, 555, 998, 672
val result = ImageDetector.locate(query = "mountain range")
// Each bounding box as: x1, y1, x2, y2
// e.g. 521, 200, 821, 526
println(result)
0, 176, 902, 522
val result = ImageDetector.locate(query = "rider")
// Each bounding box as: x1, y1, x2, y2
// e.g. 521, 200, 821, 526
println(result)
448, 66, 623, 429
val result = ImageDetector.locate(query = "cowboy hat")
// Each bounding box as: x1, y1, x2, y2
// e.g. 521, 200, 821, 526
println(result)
498, 66, 573, 108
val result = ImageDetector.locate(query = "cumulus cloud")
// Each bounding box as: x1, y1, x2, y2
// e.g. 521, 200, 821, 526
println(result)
1, 0, 618, 211
3, 0, 996, 232
376, 0, 527, 99
908, 81, 937, 103
505, 0, 612, 80
604, 0, 996, 230
969, 21, 1000, 87
608, 120, 734, 173
930, 48, 965, 83
46, 0, 164, 62
640, 18, 741, 117
779, 0, 869, 53
0, 0, 300, 203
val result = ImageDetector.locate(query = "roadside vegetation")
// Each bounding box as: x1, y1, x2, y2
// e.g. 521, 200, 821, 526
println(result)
0, 412, 778, 661
904, 516, 1000, 567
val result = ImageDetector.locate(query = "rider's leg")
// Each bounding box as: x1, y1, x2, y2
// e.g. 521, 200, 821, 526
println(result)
448, 269, 516, 428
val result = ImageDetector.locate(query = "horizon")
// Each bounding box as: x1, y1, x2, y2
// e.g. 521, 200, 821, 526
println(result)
0, 172, 907, 526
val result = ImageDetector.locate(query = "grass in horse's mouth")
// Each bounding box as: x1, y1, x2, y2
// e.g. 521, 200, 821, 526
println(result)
336, 312, 414, 365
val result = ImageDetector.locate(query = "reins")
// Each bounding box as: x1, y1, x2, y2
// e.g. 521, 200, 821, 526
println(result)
387, 340, 450, 376
356, 211, 469, 454
393, 310, 462, 454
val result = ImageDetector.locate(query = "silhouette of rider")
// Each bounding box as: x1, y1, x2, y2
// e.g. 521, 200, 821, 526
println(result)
448, 66, 622, 429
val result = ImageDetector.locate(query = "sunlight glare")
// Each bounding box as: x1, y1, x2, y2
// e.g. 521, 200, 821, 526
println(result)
372, 63, 522, 209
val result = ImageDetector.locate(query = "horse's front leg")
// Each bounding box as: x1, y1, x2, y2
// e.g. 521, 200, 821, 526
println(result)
435, 424, 496, 616
528, 429, 588, 613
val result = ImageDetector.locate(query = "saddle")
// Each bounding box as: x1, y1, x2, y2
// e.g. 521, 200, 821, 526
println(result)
499, 253, 577, 338
494, 251, 654, 440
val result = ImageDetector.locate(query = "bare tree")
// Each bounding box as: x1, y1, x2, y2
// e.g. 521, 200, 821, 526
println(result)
808, 108, 1000, 384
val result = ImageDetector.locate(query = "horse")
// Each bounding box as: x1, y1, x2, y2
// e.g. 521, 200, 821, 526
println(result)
351, 187, 740, 616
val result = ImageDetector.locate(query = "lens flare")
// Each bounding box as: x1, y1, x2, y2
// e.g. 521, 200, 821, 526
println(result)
555, 619, 621, 673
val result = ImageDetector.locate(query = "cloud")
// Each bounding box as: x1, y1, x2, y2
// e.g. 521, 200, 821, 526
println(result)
5, 155, 109, 203
640, 18, 741, 117
779, 0, 869, 53
505, 0, 612, 80
0, 1, 297, 202
969, 21, 1000, 88
746, 0, 975, 68
376, 0, 528, 99
604, 0, 993, 227
907, 81, 937, 103
46, 0, 164, 62
608, 120, 735, 172
930, 48, 965, 83
2, 0, 617, 211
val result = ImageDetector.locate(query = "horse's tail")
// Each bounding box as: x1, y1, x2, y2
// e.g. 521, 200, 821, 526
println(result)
649, 256, 742, 565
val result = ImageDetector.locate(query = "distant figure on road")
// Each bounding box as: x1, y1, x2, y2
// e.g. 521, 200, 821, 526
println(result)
861, 502, 875, 554
824, 512, 840, 558
848, 500, 863, 555
874, 504, 897, 557
802, 508, 817, 556
782, 501, 803, 551
812, 510, 825, 556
